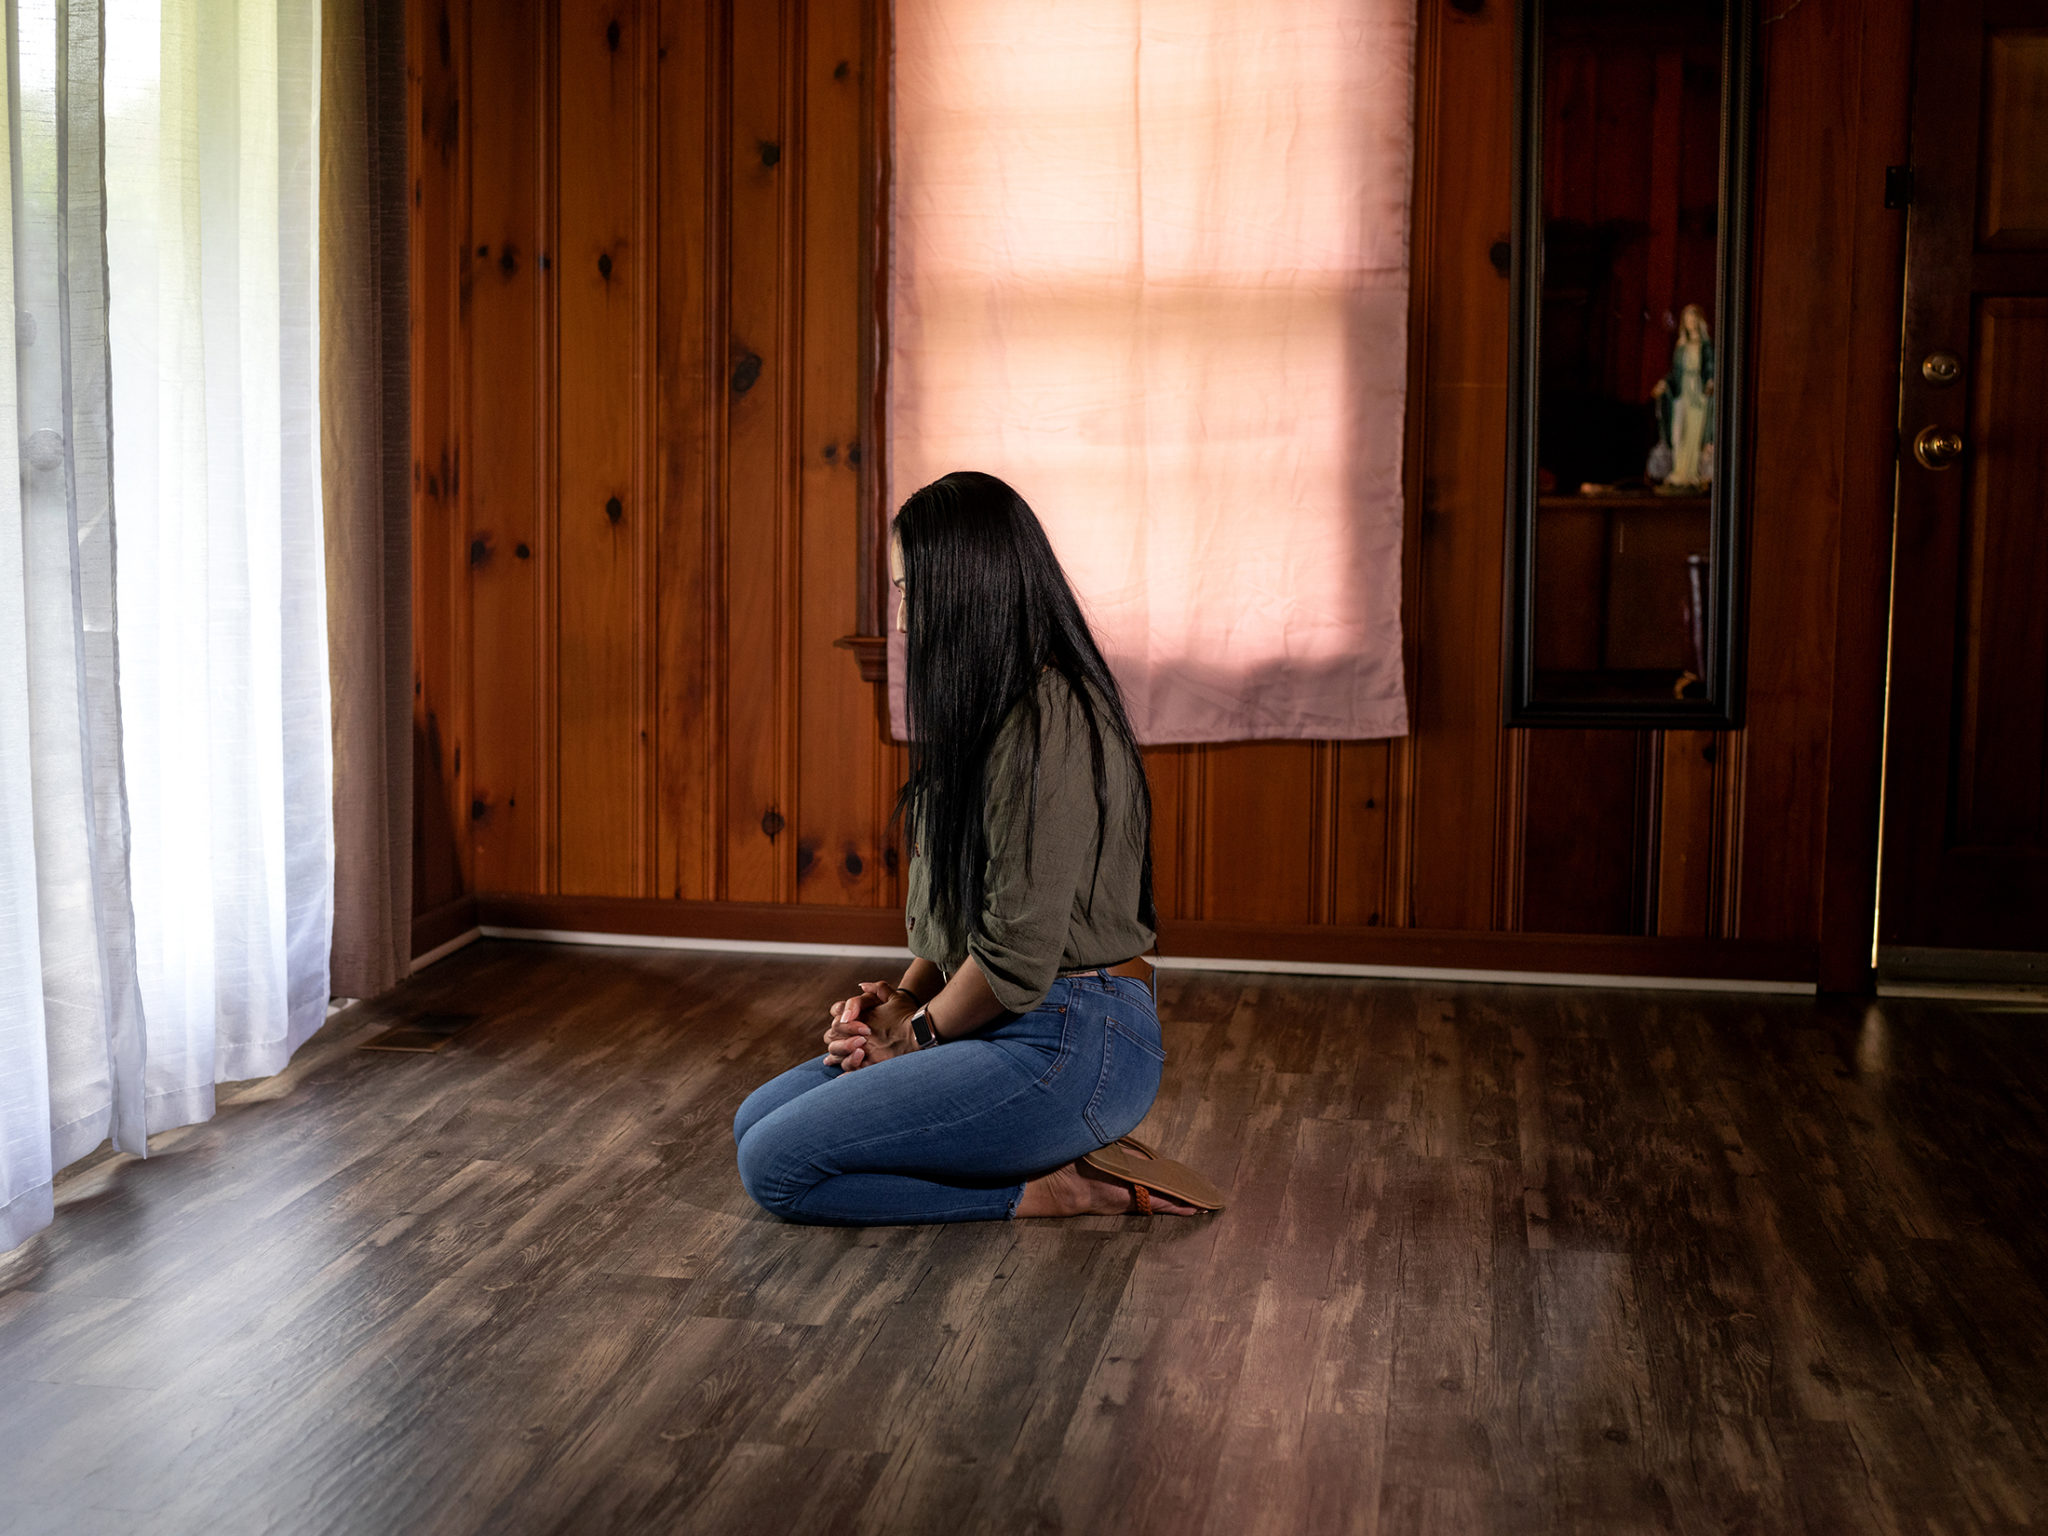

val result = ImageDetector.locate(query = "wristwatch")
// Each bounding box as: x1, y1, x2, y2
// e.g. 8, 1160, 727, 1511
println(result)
909, 1004, 944, 1050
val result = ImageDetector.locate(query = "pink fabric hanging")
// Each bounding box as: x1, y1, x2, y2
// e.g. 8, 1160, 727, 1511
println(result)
887, 0, 1416, 744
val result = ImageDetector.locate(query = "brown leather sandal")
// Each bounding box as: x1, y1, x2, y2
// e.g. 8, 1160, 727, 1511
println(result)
1079, 1141, 1227, 1214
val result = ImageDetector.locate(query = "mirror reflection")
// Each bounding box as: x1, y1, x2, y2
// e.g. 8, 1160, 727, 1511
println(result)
1518, 0, 1745, 718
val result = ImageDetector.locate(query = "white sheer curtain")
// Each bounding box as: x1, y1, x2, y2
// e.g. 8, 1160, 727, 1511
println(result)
0, 0, 151, 1250
0, 0, 329, 1255
888, 0, 1416, 743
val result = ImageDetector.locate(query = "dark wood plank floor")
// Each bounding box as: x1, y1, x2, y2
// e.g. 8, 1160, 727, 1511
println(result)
3, 940, 2046, 1535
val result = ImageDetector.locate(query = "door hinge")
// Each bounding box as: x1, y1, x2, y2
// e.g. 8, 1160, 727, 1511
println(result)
1884, 164, 1914, 209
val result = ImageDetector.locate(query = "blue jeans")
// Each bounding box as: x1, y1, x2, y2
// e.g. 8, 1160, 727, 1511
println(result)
732, 971, 1165, 1224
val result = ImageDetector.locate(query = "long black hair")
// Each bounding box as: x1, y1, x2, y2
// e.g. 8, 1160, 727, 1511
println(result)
893, 471, 1154, 940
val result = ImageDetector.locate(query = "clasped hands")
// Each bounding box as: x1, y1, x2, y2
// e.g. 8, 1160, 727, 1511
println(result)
822, 981, 917, 1071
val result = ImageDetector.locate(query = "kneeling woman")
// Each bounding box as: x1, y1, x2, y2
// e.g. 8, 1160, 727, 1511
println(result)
732, 471, 1223, 1223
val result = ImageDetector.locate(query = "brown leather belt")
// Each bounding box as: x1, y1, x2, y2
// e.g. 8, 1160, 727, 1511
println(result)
1060, 954, 1155, 985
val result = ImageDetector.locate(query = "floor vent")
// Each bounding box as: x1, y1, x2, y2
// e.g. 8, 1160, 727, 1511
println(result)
359, 1011, 481, 1053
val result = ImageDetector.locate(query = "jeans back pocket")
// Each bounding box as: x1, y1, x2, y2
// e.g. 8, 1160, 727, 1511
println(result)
1083, 1012, 1166, 1144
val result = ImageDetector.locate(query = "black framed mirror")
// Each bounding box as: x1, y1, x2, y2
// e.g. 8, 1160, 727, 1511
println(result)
1503, 0, 1755, 727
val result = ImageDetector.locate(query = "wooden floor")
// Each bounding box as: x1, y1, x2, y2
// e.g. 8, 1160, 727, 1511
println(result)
3, 942, 2046, 1535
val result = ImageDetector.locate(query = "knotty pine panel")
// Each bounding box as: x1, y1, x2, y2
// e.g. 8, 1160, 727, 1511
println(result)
1405, 0, 1514, 934
1735, 0, 1889, 944
1141, 748, 1188, 923
411, 0, 470, 915
793, 0, 883, 906
654, 0, 721, 902
1331, 742, 1393, 930
1519, 730, 1652, 935
722, 0, 798, 903
556, 0, 649, 896
405, 0, 1910, 987
1656, 731, 1725, 939
1196, 744, 1320, 926
466, 0, 547, 895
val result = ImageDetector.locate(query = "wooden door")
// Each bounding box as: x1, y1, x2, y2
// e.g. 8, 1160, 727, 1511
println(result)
1881, 0, 2048, 951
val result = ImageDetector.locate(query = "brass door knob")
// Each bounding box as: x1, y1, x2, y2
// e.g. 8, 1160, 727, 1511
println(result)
1913, 425, 1964, 470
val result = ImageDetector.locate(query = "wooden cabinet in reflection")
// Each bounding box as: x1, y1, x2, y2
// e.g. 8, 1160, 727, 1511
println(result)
1533, 493, 1709, 700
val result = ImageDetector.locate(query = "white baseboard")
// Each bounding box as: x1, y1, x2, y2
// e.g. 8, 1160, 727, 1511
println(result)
1150, 951, 1814, 994
470, 924, 1815, 995
410, 926, 483, 973
476, 925, 912, 963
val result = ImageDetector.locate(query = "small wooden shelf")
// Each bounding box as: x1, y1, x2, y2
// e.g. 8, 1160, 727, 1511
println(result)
1538, 493, 1711, 513
835, 633, 898, 742
833, 633, 888, 684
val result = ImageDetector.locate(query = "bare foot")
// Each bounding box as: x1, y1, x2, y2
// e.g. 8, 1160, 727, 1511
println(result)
1015, 1160, 1202, 1219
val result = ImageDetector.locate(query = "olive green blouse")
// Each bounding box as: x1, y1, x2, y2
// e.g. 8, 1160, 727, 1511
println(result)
905, 671, 1155, 1015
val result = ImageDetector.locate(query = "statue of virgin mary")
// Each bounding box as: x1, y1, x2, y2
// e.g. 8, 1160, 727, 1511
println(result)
1650, 304, 1715, 490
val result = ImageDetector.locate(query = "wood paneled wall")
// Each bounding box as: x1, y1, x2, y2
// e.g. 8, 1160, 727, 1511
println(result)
410, 0, 1909, 988
413, 0, 901, 917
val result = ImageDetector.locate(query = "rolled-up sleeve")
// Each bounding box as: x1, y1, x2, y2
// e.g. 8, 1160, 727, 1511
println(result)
966, 681, 1095, 1014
